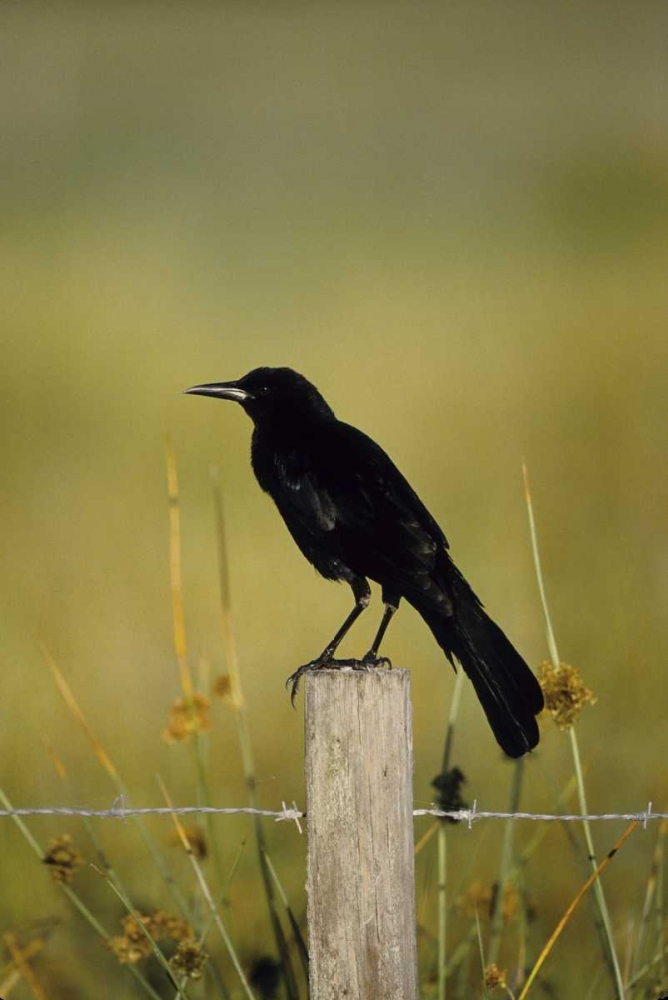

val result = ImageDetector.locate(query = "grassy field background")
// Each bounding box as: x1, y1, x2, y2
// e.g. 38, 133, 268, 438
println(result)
1, 4, 666, 996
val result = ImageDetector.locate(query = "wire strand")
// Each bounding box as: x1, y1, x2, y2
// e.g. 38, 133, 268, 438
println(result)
1, 799, 663, 829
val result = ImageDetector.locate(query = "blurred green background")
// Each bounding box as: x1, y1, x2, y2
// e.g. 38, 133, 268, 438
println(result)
1, 3, 666, 996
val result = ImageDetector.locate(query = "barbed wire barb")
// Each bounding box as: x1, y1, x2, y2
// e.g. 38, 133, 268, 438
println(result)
276, 801, 303, 834
643, 800, 652, 830
110, 794, 128, 823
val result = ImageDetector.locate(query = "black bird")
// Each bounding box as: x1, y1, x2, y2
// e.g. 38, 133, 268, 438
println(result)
186, 367, 543, 757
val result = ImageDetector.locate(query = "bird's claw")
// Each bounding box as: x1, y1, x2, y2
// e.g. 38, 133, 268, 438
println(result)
285, 657, 333, 707
361, 651, 393, 670
286, 652, 393, 706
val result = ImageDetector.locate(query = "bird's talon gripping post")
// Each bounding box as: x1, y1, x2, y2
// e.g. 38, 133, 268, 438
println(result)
286, 664, 312, 707
285, 655, 338, 706
362, 652, 393, 670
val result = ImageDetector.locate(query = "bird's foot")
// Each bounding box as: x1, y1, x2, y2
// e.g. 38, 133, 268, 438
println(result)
362, 651, 393, 670
285, 656, 333, 707
286, 653, 390, 706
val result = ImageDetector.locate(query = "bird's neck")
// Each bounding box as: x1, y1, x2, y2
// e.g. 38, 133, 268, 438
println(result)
252, 406, 334, 451
250, 407, 335, 488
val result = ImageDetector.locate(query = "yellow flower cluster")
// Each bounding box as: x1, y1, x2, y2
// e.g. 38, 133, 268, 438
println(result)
539, 660, 596, 730
161, 692, 212, 743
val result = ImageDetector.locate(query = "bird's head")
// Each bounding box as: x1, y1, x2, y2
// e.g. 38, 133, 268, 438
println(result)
184, 367, 335, 423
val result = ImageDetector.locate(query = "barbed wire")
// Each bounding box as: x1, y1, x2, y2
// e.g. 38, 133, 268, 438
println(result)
415, 799, 663, 830
1, 797, 665, 832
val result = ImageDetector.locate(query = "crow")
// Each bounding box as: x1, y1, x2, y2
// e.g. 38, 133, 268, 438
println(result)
186, 367, 543, 757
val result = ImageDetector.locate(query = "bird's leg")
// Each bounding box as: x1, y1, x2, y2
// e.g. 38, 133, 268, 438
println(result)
362, 594, 400, 668
286, 577, 371, 705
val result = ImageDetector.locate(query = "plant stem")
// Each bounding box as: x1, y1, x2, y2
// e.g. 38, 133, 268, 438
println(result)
488, 758, 524, 965
441, 668, 465, 777
626, 941, 668, 990
654, 824, 666, 985
569, 727, 625, 997
522, 464, 625, 1000
165, 442, 229, 899
263, 849, 310, 981
522, 465, 559, 669
437, 666, 465, 1000
437, 825, 447, 1000
630, 817, 666, 978
474, 911, 490, 1000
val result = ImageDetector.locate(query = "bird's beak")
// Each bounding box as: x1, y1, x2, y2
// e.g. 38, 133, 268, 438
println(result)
184, 381, 251, 403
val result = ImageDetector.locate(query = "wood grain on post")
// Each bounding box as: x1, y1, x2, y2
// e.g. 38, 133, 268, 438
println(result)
304, 668, 419, 1000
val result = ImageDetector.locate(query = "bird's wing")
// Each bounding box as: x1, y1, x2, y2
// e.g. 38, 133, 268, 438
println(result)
271, 422, 450, 595
337, 424, 450, 589
273, 451, 340, 531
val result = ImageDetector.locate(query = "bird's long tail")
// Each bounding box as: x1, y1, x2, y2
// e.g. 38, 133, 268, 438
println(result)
414, 573, 544, 757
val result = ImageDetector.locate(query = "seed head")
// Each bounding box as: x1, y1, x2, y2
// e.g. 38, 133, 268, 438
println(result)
149, 910, 193, 943
169, 939, 208, 980
108, 934, 152, 965
539, 660, 596, 729
108, 913, 154, 964
213, 673, 233, 704
484, 963, 508, 991
42, 834, 83, 884
108, 910, 194, 966
456, 878, 519, 922
168, 824, 208, 860
162, 692, 211, 743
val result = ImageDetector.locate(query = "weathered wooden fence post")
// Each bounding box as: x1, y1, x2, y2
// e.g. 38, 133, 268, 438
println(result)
304, 667, 419, 1000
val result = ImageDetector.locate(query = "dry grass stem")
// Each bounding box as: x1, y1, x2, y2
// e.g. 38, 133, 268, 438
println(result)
211, 469, 244, 711
165, 438, 194, 701
166, 448, 228, 897
414, 820, 438, 856
40, 641, 119, 782
517, 821, 638, 999
3, 934, 46, 1000
0, 939, 45, 997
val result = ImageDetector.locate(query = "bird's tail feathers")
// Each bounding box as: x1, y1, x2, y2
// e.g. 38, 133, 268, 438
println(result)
416, 577, 544, 757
